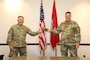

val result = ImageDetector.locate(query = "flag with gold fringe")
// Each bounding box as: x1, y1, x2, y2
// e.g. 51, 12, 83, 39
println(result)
50, 0, 60, 50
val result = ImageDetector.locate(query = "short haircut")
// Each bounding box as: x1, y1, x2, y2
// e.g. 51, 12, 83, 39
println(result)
65, 11, 71, 14
18, 16, 24, 18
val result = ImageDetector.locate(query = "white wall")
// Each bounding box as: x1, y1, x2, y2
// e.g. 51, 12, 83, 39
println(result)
0, 0, 90, 57
0, 0, 90, 44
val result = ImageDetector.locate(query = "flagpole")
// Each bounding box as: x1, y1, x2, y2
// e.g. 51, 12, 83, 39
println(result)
55, 47, 57, 56
42, 0, 45, 56
41, 0, 45, 56
41, 0, 43, 4
54, 0, 57, 56
54, 0, 57, 57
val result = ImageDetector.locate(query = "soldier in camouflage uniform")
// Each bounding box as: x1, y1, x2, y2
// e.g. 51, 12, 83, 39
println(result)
44, 11, 81, 57
7, 16, 40, 57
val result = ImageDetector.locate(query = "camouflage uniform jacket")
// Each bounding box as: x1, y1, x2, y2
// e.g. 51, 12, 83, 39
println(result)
51, 20, 81, 45
7, 24, 39, 47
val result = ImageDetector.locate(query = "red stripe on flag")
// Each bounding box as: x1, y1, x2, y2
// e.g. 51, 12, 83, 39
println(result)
39, 35, 46, 47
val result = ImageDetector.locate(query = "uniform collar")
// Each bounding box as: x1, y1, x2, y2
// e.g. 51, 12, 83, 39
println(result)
65, 20, 72, 23
17, 24, 23, 26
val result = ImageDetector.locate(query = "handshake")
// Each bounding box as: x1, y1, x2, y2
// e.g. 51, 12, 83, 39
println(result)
42, 27, 51, 32
42, 27, 48, 31
38, 27, 51, 33
40, 27, 51, 32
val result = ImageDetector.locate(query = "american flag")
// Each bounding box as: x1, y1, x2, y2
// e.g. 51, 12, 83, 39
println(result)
39, 2, 47, 54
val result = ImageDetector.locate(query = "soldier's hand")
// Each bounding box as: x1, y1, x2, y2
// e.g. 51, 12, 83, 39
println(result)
38, 29, 43, 33
42, 27, 48, 31
76, 43, 79, 49
47, 29, 51, 32
9, 45, 14, 51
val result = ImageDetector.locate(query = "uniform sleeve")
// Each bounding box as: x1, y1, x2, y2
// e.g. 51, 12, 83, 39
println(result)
7, 27, 13, 46
51, 24, 61, 34
27, 28, 40, 36
75, 24, 81, 43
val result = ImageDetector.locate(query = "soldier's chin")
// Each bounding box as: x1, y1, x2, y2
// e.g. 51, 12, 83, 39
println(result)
19, 23, 23, 25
